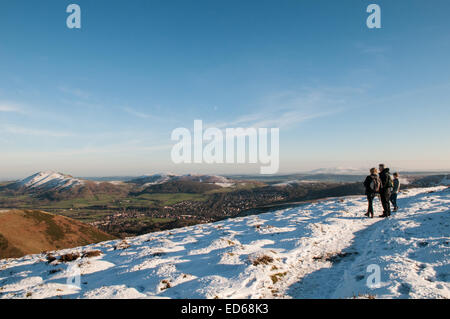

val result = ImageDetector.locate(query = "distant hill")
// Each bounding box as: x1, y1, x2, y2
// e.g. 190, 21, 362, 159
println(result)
0, 209, 115, 259
127, 173, 178, 186
128, 173, 234, 187
128, 173, 235, 194
410, 174, 450, 187
306, 167, 366, 175
2, 171, 130, 201
10, 171, 84, 191
138, 180, 222, 194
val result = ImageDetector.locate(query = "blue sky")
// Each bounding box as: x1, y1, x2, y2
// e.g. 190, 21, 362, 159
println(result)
1, 0, 449, 179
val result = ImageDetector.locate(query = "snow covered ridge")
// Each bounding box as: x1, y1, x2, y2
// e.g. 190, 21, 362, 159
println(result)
128, 173, 179, 186
9, 171, 235, 192
307, 167, 367, 175
14, 171, 84, 191
129, 173, 234, 188
0, 187, 448, 299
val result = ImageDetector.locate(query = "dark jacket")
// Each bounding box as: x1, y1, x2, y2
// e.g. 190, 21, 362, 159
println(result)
392, 178, 400, 193
379, 168, 393, 191
364, 174, 381, 195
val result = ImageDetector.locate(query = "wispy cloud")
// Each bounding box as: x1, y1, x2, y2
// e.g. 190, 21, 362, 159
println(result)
0, 124, 74, 137
123, 107, 153, 119
0, 102, 26, 114
355, 43, 389, 55
122, 106, 170, 122
59, 86, 91, 99
208, 87, 358, 129
2, 141, 172, 158
64, 143, 173, 156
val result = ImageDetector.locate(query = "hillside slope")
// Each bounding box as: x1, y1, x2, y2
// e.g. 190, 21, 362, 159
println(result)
0, 210, 115, 259
1, 171, 131, 201
0, 187, 448, 299
10, 171, 83, 191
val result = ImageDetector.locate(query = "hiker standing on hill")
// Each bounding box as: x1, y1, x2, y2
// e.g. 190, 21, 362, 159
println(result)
378, 164, 393, 218
363, 168, 382, 218
390, 172, 401, 212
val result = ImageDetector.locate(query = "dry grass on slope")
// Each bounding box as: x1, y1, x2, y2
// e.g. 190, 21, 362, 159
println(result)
0, 209, 115, 259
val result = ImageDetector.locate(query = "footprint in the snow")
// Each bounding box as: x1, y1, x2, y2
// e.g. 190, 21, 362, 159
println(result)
436, 272, 448, 281
417, 263, 427, 271
398, 283, 411, 295
417, 241, 429, 248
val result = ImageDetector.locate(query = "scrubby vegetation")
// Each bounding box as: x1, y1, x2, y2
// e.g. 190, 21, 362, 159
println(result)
0, 210, 115, 259
270, 272, 287, 284
82, 250, 102, 258
23, 210, 65, 241
0, 232, 24, 259
251, 255, 274, 266
58, 252, 80, 262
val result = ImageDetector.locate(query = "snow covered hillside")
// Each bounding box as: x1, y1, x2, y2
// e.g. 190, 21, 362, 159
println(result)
128, 173, 234, 188
0, 187, 448, 299
12, 171, 84, 191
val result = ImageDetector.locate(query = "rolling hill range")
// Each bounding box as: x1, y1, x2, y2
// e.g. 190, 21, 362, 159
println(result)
2, 171, 130, 201
128, 173, 234, 187
0, 186, 448, 299
0, 210, 115, 259
11, 171, 84, 191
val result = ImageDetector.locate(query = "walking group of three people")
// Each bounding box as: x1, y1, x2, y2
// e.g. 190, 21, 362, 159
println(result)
363, 164, 401, 218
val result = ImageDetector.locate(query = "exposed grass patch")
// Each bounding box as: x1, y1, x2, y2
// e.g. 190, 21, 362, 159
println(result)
23, 210, 65, 241
270, 272, 287, 284
82, 250, 102, 258
251, 255, 274, 266
313, 251, 359, 264
49, 268, 63, 274
114, 240, 130, 250
46, 253, 57, 263
353, 293, 376, 299
0, 232, 24, 259
59, 252, 80, 262
0, 233, 8, 251
226, 239, 236, 246
161, 279, 171, 290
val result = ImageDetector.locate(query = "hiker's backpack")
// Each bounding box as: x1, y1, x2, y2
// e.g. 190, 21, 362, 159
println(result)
386, 174, 394, 189
370, 176, 381, 192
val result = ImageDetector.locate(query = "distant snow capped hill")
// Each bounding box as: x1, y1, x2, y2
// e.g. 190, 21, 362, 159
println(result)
177, 174, 232, 184
273, 180, 316, 187
128, 173, 234, 187
411, 174, 450, 187
127, 173, 179, 186
307, 167, 366, 175
13, 171, 84, 191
